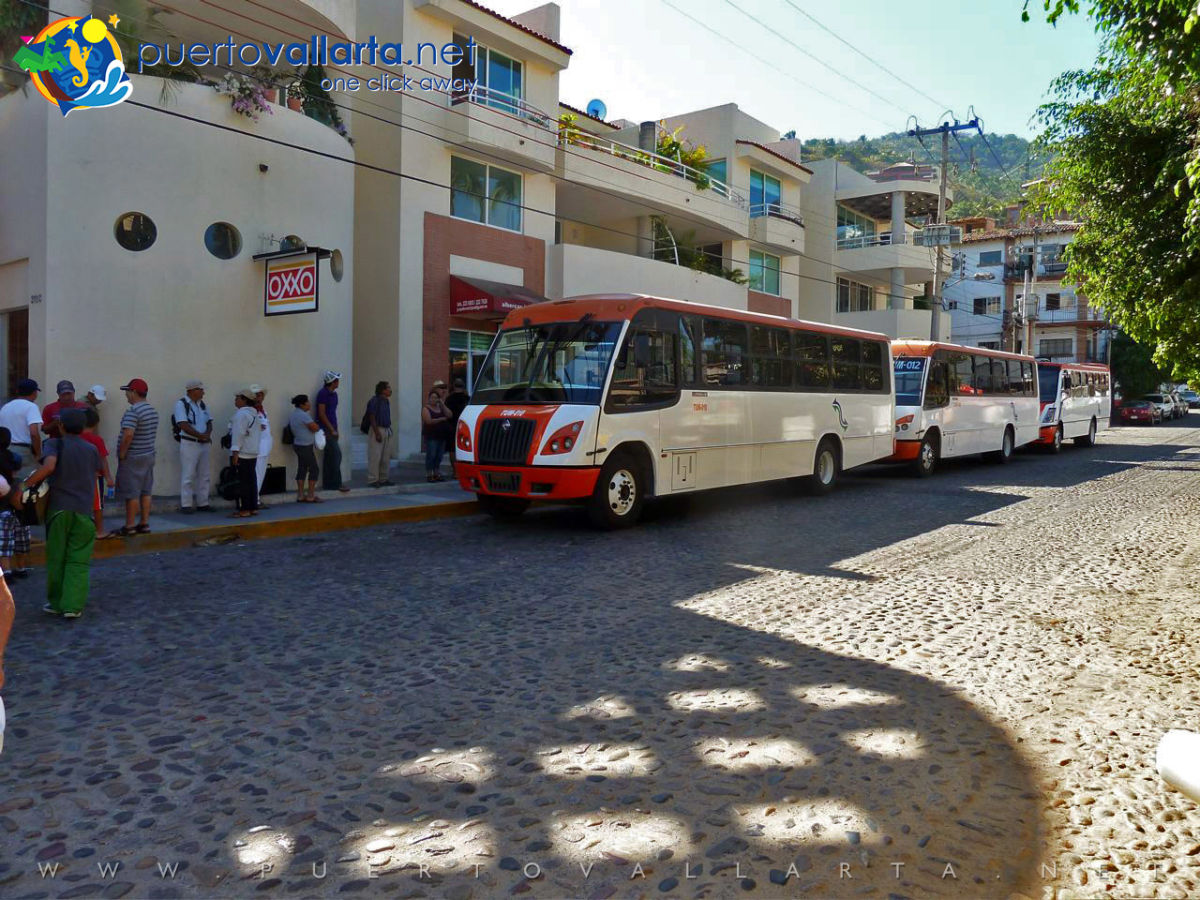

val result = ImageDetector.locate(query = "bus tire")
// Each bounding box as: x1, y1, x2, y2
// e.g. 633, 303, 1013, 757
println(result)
913, 433, 939, 478
477, 495, 530, 519
987, 426, 1015, 464
804, 438, 840, 495
1074, 417, 1098, 447
1047, 425, 1063, 454
588, 452, 646, 529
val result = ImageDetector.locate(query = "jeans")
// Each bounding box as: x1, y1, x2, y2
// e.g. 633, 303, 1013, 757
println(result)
322, 434, 343, 490
425, 437, 445, 473
236, 456, 259, 512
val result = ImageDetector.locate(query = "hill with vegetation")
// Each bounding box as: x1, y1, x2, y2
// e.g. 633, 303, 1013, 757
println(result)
800, 131, 1048, 220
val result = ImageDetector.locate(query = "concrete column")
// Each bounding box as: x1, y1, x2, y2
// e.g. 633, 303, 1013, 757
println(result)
637, 216, 655, 259
638, 122, 657, 153
891, 191, 906, 243
889, 267, 905, 311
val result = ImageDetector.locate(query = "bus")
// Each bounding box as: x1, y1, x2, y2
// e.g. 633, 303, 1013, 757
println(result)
889, 341, 1041, 477
1034, 361, 1111, 451
454, 294, 896, 528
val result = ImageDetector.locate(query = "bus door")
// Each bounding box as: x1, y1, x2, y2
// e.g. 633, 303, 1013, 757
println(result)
658, 315, 707, 491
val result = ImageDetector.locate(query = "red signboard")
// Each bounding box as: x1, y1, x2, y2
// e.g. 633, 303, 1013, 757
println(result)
265, 253, 319, 316
449, 275, 543, 318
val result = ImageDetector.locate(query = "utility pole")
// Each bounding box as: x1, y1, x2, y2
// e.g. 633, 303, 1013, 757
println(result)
908, 118, 979, 341
1023, 228, 1040, 356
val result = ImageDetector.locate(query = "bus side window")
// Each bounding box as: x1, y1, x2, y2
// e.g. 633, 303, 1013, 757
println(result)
861, 341, 885, 392
702, 319, 748, 386
1006, 360, 1024, 395
680, 316, 700, 387
925, 357, 950, 408
795, 332, 830, 390
831, 337, 862, 390
950, 353, 974, 396
607, 325, 678, 410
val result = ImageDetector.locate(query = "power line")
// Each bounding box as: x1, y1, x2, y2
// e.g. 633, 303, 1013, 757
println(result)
777, 0, 950, 113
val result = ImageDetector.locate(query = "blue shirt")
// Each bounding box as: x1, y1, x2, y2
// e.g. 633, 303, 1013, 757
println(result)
367, 395, 391, 429
316, 386, 338, 432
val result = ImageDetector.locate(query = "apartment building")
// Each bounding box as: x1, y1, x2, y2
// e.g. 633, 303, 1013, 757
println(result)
946, 216, 1110, 363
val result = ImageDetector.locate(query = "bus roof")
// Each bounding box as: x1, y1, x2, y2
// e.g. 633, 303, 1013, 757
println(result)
501, 294, 893, 343
1031, 360, 1111, 372
891, 340, 1037, 364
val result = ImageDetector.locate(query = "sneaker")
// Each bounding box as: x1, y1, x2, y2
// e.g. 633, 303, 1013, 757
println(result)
62, 611, 82, 619
42, 604, 61, 616
196, 505, 212, 512
380, 480, 396, 486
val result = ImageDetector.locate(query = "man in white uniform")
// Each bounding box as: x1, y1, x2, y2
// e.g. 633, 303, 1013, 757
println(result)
173, 380, 213, 513
0, 379, 42, 473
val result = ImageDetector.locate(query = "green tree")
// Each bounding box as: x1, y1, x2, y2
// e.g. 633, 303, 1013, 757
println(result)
1026, 0, 1200, 384
1110, 331, 1170, 399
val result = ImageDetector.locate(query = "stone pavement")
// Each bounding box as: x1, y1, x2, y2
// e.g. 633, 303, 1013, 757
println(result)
0, 419, 1199, 898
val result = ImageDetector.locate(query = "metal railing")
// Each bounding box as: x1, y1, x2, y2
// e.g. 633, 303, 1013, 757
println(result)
836, 231, 910, 250
450, 84, 556, 130
749, 202, 805, 227
558, 129, 748, 208
1041, 261, 1068, 276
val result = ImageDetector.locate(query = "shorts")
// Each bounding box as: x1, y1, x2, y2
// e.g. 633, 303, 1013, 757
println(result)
115, 454, 155, 500
0, 512, 30, 557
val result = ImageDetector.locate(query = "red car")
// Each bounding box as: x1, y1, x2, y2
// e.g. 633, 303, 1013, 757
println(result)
1120, 400, 1158, 425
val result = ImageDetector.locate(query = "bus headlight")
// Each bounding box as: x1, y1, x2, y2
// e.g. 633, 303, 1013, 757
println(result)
541, 421, 583, 455
895, 414, 914, 433
456, 420, 472, 453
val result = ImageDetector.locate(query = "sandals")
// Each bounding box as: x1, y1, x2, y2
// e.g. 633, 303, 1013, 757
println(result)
134, 524, 151, 534
113, 526, 137, 537
229, 511, 253, 519
97, 531, 120, 540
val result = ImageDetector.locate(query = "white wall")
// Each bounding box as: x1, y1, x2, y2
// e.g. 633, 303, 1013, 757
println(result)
549, 243, 747, 309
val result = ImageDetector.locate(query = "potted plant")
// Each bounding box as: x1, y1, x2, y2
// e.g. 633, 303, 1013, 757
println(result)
212, 72, 273, 121
248, 64, 281, 104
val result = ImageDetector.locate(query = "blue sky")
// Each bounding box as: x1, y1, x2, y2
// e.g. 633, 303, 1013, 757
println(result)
487, 0, 1102, 140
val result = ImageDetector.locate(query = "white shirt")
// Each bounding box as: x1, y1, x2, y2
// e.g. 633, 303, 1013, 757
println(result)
173, 397, 212, 439
230, 406, 262, 457
0, 399, 40, 444
257, 408, 272, 454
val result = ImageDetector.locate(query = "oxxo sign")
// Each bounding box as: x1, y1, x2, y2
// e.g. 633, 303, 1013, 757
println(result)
264, 253, 319, 316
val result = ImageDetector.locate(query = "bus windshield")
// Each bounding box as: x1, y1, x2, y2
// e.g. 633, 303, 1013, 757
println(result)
1038, 366, 1062, 402
472, 320, 623, 405
894, 357, 926, 406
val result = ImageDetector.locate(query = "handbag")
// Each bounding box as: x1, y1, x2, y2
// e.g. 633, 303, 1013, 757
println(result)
216, 465, 240, 501
314, 429, 327, 451
17, 481, 48, 527
281, 424, 295, 445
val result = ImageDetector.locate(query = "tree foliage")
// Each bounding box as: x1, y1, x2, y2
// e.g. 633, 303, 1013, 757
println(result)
1110, 331, 1172, 398
1027, 0, 1200, 383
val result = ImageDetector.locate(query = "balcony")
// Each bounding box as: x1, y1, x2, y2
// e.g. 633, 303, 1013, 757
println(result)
449, 85, 558, 173
1041, 260, 1068, 277
1033, 302, 1106, 325
557, 130, 750, 239
748, 202, 805, 256
547, 243, 748, 309
834, 231, 936, 282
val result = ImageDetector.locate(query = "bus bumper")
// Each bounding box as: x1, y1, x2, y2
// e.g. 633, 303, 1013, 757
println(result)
886, 440, 922, 463
1036, 425, 1059, 444
456, 462, 601, 501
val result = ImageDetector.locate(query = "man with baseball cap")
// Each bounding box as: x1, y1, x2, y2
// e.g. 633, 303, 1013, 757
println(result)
41, 380, 87, 440
0, 379, 42, 469
85, 385, 106, 410
114, 378, 159, 535
316, 371, 349, 492
173, 380, 213, 513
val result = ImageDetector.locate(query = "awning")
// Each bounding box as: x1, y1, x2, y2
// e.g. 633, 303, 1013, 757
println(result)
450, 275, 547, 318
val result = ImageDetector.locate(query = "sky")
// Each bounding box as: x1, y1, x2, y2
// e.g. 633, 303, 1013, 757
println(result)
485, 0, 1103, 141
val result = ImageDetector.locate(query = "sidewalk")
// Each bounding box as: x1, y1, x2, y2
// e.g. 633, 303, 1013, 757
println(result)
26, 459, 476, 565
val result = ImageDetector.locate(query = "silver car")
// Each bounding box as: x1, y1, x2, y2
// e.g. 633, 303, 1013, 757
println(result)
1144, 393, 1176, 420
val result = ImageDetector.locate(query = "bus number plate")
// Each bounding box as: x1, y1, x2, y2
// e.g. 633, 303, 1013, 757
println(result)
485, 472, 521, 493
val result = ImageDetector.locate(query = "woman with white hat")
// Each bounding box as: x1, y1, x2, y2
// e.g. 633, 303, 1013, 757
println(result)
250, 384, 272, 504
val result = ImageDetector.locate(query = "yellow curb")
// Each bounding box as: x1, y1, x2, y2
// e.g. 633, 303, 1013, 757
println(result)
26, 500, 480, 566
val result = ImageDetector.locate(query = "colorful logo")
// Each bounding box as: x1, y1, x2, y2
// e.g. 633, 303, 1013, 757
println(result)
832, 398, 849, 431
15, 15, 131, 116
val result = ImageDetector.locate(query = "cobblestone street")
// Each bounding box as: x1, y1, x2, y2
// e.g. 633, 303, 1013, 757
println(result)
1, 420, 1199, 899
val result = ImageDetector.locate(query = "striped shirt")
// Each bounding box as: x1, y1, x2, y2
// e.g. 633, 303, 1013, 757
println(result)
120, 402, 159, 457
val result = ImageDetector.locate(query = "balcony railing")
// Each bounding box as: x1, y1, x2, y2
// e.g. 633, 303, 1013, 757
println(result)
450, 84, 556, 130
1041, 260, 1068, 276
560, 129, 747, 208
750, 202, 804, 227
836, 231, 911, 251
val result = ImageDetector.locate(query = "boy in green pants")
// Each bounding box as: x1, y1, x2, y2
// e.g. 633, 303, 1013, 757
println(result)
24, 408, 100, 619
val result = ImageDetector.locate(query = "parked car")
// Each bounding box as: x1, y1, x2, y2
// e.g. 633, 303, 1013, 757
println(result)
1179, 389, 1199, 411
1120, 400, 1158, 425
1144, 393, 1175, 421
1172, 391, 1190, 418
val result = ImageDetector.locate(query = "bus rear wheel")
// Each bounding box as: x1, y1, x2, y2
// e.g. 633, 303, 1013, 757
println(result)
987, 426, 1015, 464
913, 434, 939, 478
1047, 425, 1063, 454
1074, 418, 1097, 447
478, 495, 530, 519
804, 438, 840, 495
588, 452, 646, 529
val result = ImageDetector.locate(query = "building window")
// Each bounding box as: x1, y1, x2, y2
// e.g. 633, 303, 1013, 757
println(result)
450, 329, 497, 392
749, 169, 782, 217
972, 296, 1001, 316
451, 157, 523, 232
836, 276, 874, 313
706, 158, 727, 192
453, 35, 523, 114
204, 222, 241, 259
978, 250, 1002, 266
978, 341, 1000, 350
1039, 338, 1073, 358
836, 205, 876, 248
114, 212, 157, 252
749, 249, 781, 296
1045, 293, 1061, 311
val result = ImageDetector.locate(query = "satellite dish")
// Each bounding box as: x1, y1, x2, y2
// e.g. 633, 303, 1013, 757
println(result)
585, 98, 607, 121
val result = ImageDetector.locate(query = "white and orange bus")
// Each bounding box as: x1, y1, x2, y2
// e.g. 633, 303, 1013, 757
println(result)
1034, 360, 1111, 451
889, 341, 1041, 476
455, 295, 896, 527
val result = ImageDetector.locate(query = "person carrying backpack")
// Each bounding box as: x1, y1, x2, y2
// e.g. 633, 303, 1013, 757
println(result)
173, 381, 213, 514
363, 381, 394, 488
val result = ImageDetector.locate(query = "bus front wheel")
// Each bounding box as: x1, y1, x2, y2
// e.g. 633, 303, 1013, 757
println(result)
1047, 425, 1063, 454
588, 452, 646, 529
913, 434, 939, 478
1074, 418, 1097, 447
478, 495, 530, 519
804, 438, 840, 495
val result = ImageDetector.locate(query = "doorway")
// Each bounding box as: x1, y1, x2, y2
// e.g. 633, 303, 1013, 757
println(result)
0, 308, 28, 399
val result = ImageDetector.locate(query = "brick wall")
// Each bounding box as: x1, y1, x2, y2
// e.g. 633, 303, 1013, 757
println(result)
422, 212, 545, 393
747, 290, 789, 318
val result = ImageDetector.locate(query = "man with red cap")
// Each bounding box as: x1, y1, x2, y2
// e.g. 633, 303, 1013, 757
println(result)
113, 378, 159, 536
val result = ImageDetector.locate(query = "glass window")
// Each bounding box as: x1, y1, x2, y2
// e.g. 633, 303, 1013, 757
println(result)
706, 158, 726, 185
972, 296, 1001, 316
794, 331, 829, 390
925, 356, 949, 408
114, 212, 156, 252
948, 352, 974, 396
1045, 293, 1061, 311
680, 316, 699, 387
990, 359, 1009, 395
1039, 338, 1073, 358
836, 277, 874, 313
701, 319, 748, 386
1006, 360, 1025, 395
830, 337, 861, 390
478, 46, 523, 112
978, 250, 1002, 266
451, 157, 523, 232
608, 326, 679, 409
750, 169, 782, 217
861, 341, 885, 392
750, 327, 791, 389
472, 321, 622, 405
204, 222, 241, 259
749, 250, 781, 296
972, 356, 992, 393
837, 205, 876, 248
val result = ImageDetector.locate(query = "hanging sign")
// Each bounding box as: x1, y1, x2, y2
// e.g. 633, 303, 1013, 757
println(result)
264, 253, 319, 316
